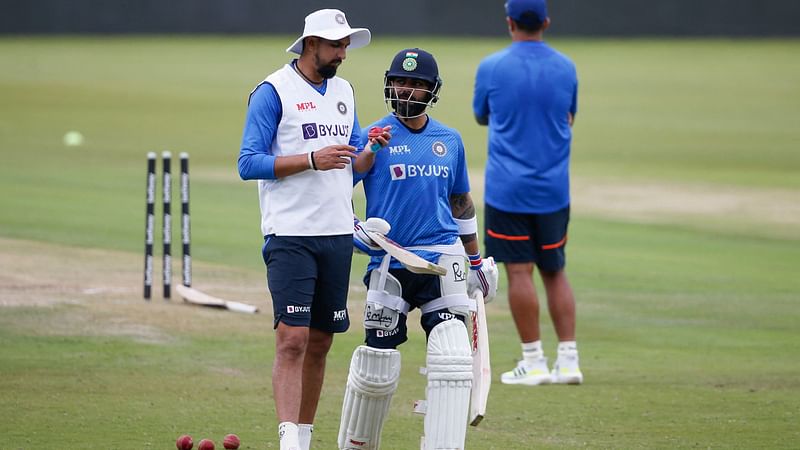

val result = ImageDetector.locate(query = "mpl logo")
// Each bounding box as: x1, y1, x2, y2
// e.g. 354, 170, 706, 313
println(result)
389, 144, 411, 155
296, 101, 316, 111
333, 309, 347, 321
438, 312, 457, 321
287, 305, 311, 314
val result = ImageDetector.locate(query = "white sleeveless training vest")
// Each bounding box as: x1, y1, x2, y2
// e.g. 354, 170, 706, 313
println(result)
258, 64, 356, 236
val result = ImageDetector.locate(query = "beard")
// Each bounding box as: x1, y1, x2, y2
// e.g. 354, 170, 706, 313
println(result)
315, 54, 341, 79
390, 89, 431, 118
393, 99, 427, 118
317, 63, 338, 79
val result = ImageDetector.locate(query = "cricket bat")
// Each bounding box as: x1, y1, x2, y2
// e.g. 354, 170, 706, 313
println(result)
469, 290, 491, 426
363, 230, 447, 276
175, 284, 259, 314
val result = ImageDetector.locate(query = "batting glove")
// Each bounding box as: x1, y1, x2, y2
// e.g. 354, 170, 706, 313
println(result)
467, 254, 498, 303
353, 217, 391, 256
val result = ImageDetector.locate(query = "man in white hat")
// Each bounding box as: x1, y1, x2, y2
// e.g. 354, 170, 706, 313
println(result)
238, 8, 388, 450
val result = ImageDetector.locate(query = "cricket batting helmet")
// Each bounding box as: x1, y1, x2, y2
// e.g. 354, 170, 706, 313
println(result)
384, 48, 442, 118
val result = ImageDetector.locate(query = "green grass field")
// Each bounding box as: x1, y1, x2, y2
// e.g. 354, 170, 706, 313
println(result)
1, 36, 799, 449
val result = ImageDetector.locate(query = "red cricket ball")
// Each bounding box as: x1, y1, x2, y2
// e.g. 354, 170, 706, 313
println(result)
223, 433, 241, 450
176, 434, 193, 450
368, 126, 383, 139
198, 439, 215, 450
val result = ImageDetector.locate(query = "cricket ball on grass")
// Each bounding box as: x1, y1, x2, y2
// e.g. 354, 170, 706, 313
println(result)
198, 438, 215, 450
223, 434, 241, 449
176, 434, 193, 450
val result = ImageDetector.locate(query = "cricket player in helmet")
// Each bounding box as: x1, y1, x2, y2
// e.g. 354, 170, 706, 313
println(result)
341, 48, 498, 450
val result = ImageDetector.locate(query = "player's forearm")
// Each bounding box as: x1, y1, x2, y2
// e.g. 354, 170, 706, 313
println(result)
353, 150, 376, 174
461, 234, 480, 256
273, 153, 315, 178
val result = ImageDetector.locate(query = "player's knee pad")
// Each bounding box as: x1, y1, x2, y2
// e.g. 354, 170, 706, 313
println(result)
421, 319, 473, 450
338, 345, 401, 450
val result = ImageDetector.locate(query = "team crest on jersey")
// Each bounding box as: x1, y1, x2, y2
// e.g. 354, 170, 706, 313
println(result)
432, 141, 447, 157
337, 101, 347, 115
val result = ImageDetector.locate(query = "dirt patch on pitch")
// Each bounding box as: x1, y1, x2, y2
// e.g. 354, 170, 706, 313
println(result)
571, 178, 800, 238
468, 171, 800, 239
0, 238, 272, 340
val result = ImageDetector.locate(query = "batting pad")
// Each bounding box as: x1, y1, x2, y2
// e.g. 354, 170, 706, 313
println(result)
422, 319, 473, 450
338, 345, 401, 450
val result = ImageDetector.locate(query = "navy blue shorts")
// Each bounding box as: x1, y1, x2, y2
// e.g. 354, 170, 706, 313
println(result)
363, 269, 467, 349
262, 234, 352, 333
484, 204, 570, 272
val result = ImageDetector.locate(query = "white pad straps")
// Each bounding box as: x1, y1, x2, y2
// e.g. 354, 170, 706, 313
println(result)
421, 319, 473, 450
338, 346, 402, 450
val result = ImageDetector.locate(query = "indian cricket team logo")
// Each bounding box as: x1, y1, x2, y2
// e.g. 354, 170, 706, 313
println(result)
402, 51, 418, 72
337, 101, 348, 115
335, 13, 346, 24
432, 141, 447, 156
389, 164, 406, 180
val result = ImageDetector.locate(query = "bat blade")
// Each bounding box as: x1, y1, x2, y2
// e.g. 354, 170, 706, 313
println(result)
363, 230, 447, 276
469, 290, 491, 426
175, 284, 258, 314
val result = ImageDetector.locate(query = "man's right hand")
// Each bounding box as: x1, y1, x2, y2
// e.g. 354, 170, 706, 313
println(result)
312, 145, 358, 170
353, 217, 391, 256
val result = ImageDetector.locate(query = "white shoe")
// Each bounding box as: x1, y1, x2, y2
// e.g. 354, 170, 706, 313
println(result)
500, 358, 552, 385
551, 351, 583, 384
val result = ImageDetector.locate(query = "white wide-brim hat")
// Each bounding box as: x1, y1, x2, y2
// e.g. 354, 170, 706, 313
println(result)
286, 9, 371, 54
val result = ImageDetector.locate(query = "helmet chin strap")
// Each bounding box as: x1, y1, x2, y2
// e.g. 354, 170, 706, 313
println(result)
391, 99, 428, 119
384, 81, 440, 119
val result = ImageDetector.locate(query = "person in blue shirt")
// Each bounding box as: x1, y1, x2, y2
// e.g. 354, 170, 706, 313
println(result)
473, 0, 584, 386
338, 48, 498, 450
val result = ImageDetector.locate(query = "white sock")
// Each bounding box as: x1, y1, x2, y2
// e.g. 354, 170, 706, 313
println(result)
298, 423, 313, 450
521, 340, 544, 365
279, 422, 300, 450
558, 341, 578, 354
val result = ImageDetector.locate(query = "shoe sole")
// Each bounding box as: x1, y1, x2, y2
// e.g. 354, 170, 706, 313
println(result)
552, 375, 583, 385
500, 376, 553, 386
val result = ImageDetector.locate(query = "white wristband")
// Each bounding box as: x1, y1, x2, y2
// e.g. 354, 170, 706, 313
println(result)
307, 151, 316, 170
454, 216, 478, 235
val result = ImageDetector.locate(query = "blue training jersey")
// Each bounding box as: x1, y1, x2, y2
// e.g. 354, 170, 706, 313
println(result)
473, 41, 577, 214
355, 114, 470, 272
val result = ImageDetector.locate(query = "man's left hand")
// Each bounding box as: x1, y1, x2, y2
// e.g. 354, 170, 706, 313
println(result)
468, 256, 498, 303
